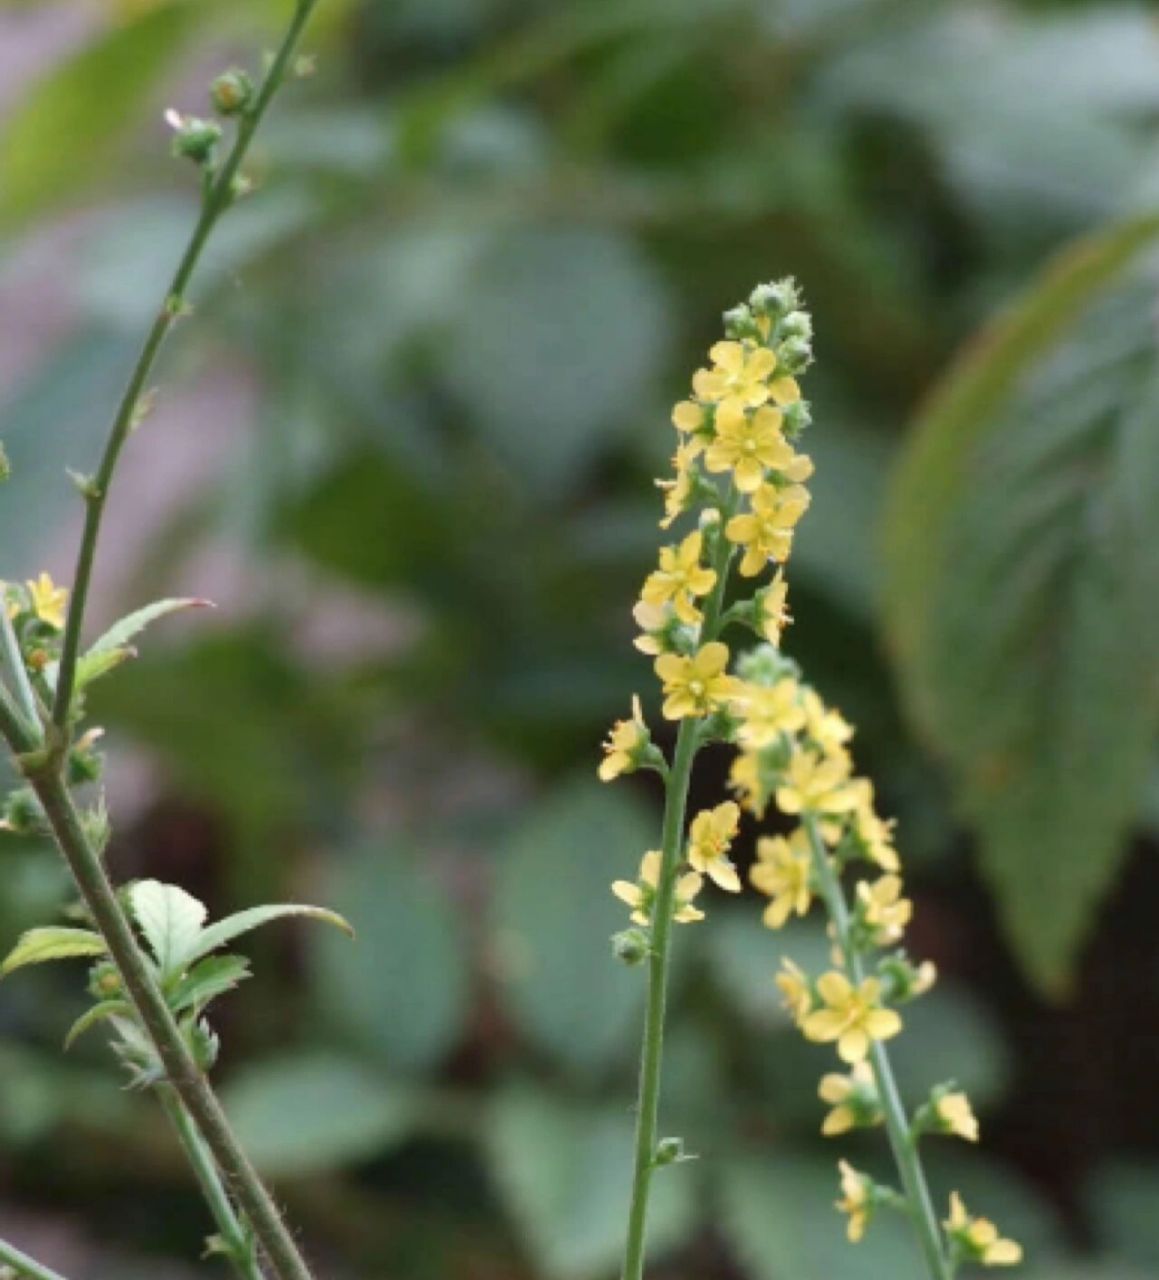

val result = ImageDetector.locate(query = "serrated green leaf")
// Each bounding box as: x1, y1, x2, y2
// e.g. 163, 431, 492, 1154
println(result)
1, 926, 107, 976
882, 218, 1159, 995
492, 777, 656, 1075
64, 998, 131, 1050
70, 598, 212, 693
189, 903, 352, 967
486, 1085, 698, 1280
129, 880, 207, 979
314, 845, 467, 1072
168, 954, 251, 1016
222, 1051, 415, 1176
0, 6, 195, 233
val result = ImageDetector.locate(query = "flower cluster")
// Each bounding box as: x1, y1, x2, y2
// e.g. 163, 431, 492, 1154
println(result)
600, 281, 1022, 1276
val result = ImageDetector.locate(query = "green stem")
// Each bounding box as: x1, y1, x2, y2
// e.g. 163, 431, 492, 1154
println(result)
158, 1087, 266, 1280
803, 817, 951, 1280
0, 1238, 70, 1280
0, 608, 40, 731
621, 519, 734, 1280
22, 770, 313, 1280
51, 0, 319, 729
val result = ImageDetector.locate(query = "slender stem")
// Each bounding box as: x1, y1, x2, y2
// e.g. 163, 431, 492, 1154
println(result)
158, 1087, 265, 1280
621, 520, 735, 1280
0, 682, 36, 754
0, 609, 40, 730
51, 0, 319, 729
803, 817, 952, 1280
0, 1237, 70, 1280
22, 770, 313, 1280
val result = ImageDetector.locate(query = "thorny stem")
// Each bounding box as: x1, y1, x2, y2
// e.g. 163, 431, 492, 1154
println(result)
158, 1087, 266, 1280
803, 816, 953, 1280
621, 516, 735, 1280
52, 0, 318, 729
0, 1237, 70, 1280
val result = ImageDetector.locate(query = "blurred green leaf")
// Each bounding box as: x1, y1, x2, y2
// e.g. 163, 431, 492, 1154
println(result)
0, 6, 194, 233
492, 776, 655, 1075
1091, 1162, 1159, 1270
486, 1084, 697, 1280
719, 1153, 924, 1279
314, 843, 468, 1072
223, 1050, 415, 1176
0, 925, 107, 976
882, 217, 1159, 994
445, 226, 670, 495
191, 901, 352, 965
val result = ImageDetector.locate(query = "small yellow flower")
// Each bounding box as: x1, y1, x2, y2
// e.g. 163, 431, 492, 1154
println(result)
598, 695, 648, 782
704, 403, 794, 493
836, 1160, 872, 1243
756, 571, 791, 645
640, 530, 716, 625
913, 959, 938, 996
612, 851, 704, 926
818, 1060, 878, 1136
945, 1193, 1022, 1267
801, 688, 853, 755
725, 484, 811, 576
657, 444, 698, 529
803, 971, 902, 1063
750, 828, 813, 928
671, 400, 710, 456
26, 572, 68, 630
632, 600, 670, 656
775, 956, 812, 1022
686, 800, 741, 891
692, 340, 777, 416
769, 375, 801, 405
776, 748, 860, 817
850, 787, 901, 873
936, 1092, 979, 1143
729, 748, 772, 818
655, 641, 737, 720
856, 875, 912, 944
734, 677, 806, 750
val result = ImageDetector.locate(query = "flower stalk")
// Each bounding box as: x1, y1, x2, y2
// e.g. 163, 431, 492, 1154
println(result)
0, 1238, 70, 1280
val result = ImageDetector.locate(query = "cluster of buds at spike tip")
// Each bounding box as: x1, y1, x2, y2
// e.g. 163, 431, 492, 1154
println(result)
598, 280, 1023, 1271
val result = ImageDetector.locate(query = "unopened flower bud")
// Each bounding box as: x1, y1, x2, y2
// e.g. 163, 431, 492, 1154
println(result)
750, 279, 799, 319
779, 310, 813, 342
165, 110, 222, 165
777, 336, 813, 374
210, 68, 254, 116
722, 304, 759, 340
612, 928, 650, 966
655, 1136, 686, 1165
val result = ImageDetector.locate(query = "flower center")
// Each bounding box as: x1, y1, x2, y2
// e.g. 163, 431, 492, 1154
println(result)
689, 680, 705, 698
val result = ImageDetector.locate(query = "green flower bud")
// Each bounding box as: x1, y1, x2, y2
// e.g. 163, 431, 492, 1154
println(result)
88, 960, 123, 1001
779, 309, 813, 342
166, 110, 222, 165
722, 304, 759, 340
654, 1136, 685, 1165
2, 787, 44, 836
736, 642, 799, 687
210, 68, 254, 116
750, 279, 799, 319
188, 1017, 220, 1071
611, 928, 650, 966
777, 336, 813, 375
781, 399, 812, 441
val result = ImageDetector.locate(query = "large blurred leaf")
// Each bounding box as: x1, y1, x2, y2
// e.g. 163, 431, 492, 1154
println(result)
882, 216, 1159, 994
223, 1050, 415, 1176
1091, 1162, 1159, 1270
444, 226, 670, 495
0, 6, 194, 233
491, 776, 655, 1075
486, 1084, 697, 1280
314, 843, 468, 1072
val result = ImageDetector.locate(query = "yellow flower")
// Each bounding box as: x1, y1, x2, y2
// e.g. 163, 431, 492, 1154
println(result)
850, 786, 901, 873
750, 828, 813, 928
729, 748, 772, 818
725, 484, 811, 576
734, 677, 806, 750
775, 957, 812, 1022
856, 875, 912, 944
692, 340, 776, 416
836, 1160, 872, 1243
640, 531, 716, 625
612, 851, 704, 926
756, 571, 791, 645
26, 572, 68, 630
770, 375, 801, 406
936, 1092, 979, 1143
801, 688, 853, 755
945, 1193, 1022, 1267
818, 1060, 878, 1136
913, 959, 937, 996
655, 641, 737, 720
802, 971, 902, 1063
704, 403, 793, 493
632, 600, 670, 656
598, 695, 648, 782
657, 444, 698, 529
671, 400, 710, 456
686, 800, 741, 891
776, 748, 860, 817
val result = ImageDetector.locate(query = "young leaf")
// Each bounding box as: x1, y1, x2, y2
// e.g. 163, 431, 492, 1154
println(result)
187, 904, 353, 966
129, 880, 207, 979
168, 954, 252, 1016
64, 999, 131, 1050
1, 926, 107, 977
85, 598, 213, 659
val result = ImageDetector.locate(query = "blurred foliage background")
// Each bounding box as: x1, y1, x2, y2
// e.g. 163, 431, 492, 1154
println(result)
3, 0, 1159, 1276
